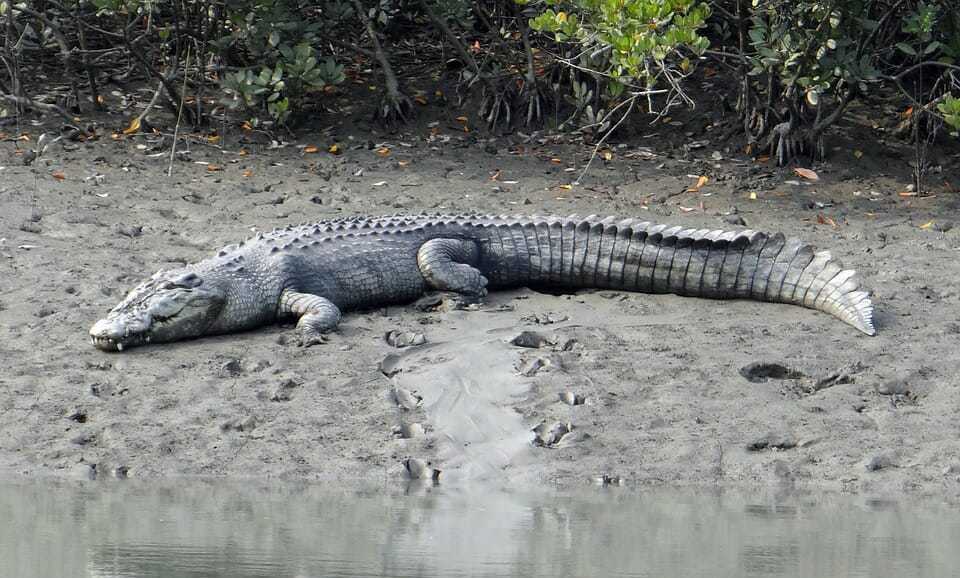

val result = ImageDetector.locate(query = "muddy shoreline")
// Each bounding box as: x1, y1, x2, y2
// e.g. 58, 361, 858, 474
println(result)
1, 103, 959, 496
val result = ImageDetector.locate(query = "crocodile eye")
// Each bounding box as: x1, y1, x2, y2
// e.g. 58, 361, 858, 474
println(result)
173, 272, 201, 288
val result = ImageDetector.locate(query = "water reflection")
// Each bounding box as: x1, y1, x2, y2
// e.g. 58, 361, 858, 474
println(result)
1, 480, 958, 578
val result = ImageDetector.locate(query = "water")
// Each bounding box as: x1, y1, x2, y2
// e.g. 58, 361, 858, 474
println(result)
1, 479, 958, 578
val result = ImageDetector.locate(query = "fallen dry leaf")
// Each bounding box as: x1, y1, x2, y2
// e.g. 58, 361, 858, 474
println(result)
853, 150, 863, 159
206, 134, 221, 144
558, 184, 573, 190
122, 117, 141, 135
414, 95, 428, 105
51, 171, 66, 181
687, 175, 709, 192
489, 169, 501, 181
898, 191, 917, 197
206, 164, 222, 172
238, 148, 249, 156
678, 205, 696, 212
376, 147, 391, 157
328, 144, 341, 155
303, 145, 319, 154
455, 116, 468, 123
602, 150, 613, 161
550, 158, 563, 165
242, 169, 253, 178
794, 167, 819, 181
816, 213, 837, 227
919, 220, 935, 230
749, 192, 758, 200
397, 160, 409, 167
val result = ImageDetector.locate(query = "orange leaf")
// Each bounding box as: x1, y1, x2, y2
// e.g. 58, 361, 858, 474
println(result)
550, 158, 563, 165
242, 169, 254, 178
122, 117, 141, 135
755, 154, 770, 163
397, 160, 409, 167
241, 121, 253, 131
303, 145, 319, 154
898, 191, 917, 197
687, 175, 709, 192
793, 167, 819, 181
206, 164, 222, 172
816, 213, 837, 227
489, 169, 501, 181
51, 171, 66, 181
455, 116, 468, 123
239, 148, 249, 156
328, 144, 341, 155
559, 184, 573, 190
414, 95, 428, 105
376, 147, 391, 157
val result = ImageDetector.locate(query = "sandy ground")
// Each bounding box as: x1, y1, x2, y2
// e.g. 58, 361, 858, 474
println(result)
1, 98, 959, 496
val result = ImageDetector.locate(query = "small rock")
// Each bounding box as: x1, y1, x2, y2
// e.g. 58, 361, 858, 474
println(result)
115, 224, 143, 238
18, 221, 42, 234
876, 380, 909, 395
723, 214, 747, 226
404, 458, 441, 481
746, 432, 797, 452
70, 432, 97, 446
219, 359, 243, 378
113, 465, 129, 479
558, 391, 586, 406
517, 357, 548, 377
593, 474, 624, 486
379, 354, 403, 377
941, 464, 960, 475
392, 386, 423, 410
68, 462, 97, 480
269, 378, 299, 402
394, 422, 425, 439
221, 416, 257, 433
66, 408, 88, 423
511, 331, 555, 349
532, 421, 572, 447
385, 330, 426, 348
866, 453, 896, 471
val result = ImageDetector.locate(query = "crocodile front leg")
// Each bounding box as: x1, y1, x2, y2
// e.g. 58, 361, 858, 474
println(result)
279, 290, 342, 346
417, 238, 488, 298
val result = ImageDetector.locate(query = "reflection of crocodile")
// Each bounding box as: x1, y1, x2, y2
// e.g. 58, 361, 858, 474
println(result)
90, 214, 875, 351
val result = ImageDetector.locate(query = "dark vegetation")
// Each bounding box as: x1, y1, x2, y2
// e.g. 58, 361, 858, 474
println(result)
3, 0, 959, 191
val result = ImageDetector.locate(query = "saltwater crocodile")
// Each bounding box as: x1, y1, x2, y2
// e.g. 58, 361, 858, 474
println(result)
89, 213, 875, 351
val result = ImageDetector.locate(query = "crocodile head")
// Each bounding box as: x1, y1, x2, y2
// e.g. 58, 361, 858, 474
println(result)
90, 269, 226, 351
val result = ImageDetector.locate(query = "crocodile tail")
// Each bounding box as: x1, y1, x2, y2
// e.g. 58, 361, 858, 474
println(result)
617, 224, 875, 335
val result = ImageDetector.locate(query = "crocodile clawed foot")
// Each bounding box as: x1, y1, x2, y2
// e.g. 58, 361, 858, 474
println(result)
297, 331, 330, 347
414, 291, 485, 312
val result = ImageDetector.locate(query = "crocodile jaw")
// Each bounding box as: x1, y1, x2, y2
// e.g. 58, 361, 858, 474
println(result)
89, 314, 152, 351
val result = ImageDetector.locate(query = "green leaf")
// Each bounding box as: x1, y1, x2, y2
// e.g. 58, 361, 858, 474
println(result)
896, 42, 917, 56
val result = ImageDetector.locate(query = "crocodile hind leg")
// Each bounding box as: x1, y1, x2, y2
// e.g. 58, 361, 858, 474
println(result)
416, 238, 488, 302
279, 290, 342, 346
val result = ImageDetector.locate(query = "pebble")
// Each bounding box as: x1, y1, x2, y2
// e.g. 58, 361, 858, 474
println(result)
219, 359, 243, 378
558, 391, 586, 406
379, 354, 403, 377
865, 453, 896, 471
392, 386, 423, 410
746, 432, 797, 452
221, 416, 257, 433
517, 357, 548, 377
385, 330, 426, 348
404, 458, 441, 481
395, 422, 425, 439
876, 380, 909, 395
532, 421, 572, 447
511, 331, 555, 349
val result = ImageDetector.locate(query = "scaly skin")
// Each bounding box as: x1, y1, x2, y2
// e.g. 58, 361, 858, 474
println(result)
89, 213, 875, 351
